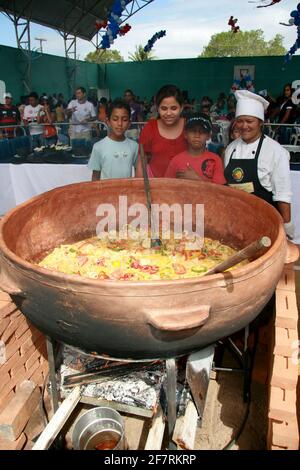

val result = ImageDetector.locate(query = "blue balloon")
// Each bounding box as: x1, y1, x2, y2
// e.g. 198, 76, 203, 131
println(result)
112, 0, 122, 16
294, 17, 300, 26
297, 3, 300, 11
144, 30, 167, 52
290, 10, 299, 18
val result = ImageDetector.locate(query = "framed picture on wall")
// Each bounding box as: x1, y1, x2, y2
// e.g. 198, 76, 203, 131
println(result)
234, 65, 255, 82
97, 88, 110, 100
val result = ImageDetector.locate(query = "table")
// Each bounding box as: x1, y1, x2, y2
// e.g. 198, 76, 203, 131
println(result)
291, 170, 300, 244
0, 163, 92, 215
0, 163, 15, 216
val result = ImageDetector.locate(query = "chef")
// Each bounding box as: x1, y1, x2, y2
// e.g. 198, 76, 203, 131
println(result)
224, 90, 294, 239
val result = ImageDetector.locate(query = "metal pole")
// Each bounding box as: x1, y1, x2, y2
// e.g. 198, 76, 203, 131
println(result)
165, 358, 177, 450
46, 337, 60, 414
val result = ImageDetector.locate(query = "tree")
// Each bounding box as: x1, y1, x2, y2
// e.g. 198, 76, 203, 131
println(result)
128, 45, 157, 61
199, 29, 286, 58
85, 49, 124, 63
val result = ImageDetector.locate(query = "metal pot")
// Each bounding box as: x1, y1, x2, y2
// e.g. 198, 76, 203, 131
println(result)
0, 179, 292, 359
72, 407, 125, 450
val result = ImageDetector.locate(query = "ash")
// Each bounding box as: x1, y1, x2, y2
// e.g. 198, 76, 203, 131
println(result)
59, 345, 164, 411
83, 370, 162, 410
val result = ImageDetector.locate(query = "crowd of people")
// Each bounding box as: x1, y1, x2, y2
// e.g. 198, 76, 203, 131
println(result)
0, 82, 299, 148
0, 81, 299, 239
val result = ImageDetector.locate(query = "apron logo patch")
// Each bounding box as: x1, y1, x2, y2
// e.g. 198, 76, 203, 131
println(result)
232, 167, 244, 183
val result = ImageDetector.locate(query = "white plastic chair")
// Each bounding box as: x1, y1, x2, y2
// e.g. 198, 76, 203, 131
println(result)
291, 133, 300, 146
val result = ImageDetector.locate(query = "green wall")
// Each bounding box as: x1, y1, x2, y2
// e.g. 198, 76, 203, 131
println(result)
0, 45, 23, 100
103, 56, 300, 101
0, 44, 99, 101
1, 43, 300, 103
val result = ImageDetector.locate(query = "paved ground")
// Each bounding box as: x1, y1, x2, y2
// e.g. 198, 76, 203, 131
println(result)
195, 370, 267, 450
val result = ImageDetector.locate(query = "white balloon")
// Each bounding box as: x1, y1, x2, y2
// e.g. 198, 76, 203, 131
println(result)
289, 18, 295, 25
109, 37, 114, 44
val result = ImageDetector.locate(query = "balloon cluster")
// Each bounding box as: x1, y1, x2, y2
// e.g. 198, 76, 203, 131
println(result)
119, 23, 131, 36
144, 30, 166, 53
231, 75, 254, 93
95, 19, 108, 31
281, 3, 300, 65
97, 0, 132, 49
288, 4, 300, 26
248, 0, 282, 8
228, 16, 240, 33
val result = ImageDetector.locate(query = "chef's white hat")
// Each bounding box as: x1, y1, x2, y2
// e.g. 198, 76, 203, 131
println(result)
235, 90, 269, 121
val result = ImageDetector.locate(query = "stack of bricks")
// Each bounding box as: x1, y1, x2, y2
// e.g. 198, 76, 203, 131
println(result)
0, 288, 48, 421
268, 264, 299, 450
0, 380, 41, 450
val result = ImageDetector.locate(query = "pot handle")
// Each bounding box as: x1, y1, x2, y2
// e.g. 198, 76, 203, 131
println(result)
146, 305, 210, 332
0, 278, 25, 298
285, 241, 299, 264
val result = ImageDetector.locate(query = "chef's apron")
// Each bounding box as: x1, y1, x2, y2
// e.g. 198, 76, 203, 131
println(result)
224, 134, 274, 205
225, 134, 276, 325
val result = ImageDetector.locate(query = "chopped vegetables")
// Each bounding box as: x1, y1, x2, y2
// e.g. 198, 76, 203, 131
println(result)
38, 231, 246, 281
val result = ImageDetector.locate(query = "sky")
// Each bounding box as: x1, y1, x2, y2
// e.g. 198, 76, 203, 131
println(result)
0, 0, 299, 61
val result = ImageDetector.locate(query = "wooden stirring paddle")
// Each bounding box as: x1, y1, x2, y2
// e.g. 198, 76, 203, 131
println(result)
204, 236, 272, 276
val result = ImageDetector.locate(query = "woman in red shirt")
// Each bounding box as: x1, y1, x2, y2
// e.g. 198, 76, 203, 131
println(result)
136, 85, 187, 177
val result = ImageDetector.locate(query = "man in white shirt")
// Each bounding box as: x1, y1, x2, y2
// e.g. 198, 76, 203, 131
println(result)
23, 92, 44, 149
66, 87, 96, 141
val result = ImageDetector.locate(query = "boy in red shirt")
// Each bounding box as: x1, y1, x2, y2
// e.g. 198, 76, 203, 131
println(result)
165, 113, 226, 184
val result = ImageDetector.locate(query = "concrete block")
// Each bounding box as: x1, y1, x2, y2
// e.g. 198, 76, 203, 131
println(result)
276, 269, 296, 292
275, 290, 298, 330
274, 327, 298, 357
270, 356, 298, 390
272, 419, 299, 450
269, 387, 297, 422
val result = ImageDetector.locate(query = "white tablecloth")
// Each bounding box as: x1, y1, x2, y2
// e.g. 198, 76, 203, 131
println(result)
291, 170, 300, 244
0, 163, 92, 215
0, 164, 15, 215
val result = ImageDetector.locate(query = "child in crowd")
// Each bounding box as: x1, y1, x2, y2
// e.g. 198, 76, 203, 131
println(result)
228, 119, 241, 144
88, 99, 138, 180
164, 113, 226, 184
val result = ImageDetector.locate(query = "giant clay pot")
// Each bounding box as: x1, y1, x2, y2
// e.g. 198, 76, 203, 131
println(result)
0, 179, 291, 359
